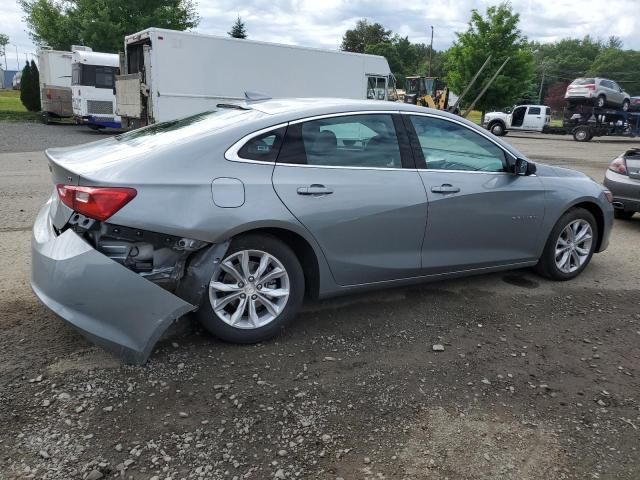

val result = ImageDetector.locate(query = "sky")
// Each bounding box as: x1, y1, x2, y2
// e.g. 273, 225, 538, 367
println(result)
2, 0, 639, 71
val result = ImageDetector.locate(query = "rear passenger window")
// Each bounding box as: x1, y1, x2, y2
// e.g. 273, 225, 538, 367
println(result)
528, 107, 541, 115
277, 114, 402, 168
238, 127, 285, 162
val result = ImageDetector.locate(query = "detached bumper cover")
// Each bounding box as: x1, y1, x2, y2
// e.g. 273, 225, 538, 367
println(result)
31, 202, 195, 364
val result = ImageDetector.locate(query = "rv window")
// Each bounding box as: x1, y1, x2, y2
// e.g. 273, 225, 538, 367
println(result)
71, 64, 81, 85
73, 64, 119, 89
366, 77, 387, 100
237, 127, 286, 162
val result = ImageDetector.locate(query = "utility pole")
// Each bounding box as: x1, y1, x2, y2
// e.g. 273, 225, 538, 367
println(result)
538, 64, 546, 104
428, 26, 434, 77
14, 44, 19, 70
463, 57, 510, 118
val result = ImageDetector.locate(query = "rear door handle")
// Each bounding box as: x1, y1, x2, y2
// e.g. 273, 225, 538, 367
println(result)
297, 184, 334, 196
431, 184, 460, 194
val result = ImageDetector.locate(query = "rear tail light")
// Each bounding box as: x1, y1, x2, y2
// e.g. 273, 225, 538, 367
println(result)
603, 189, 613, 203
584, 84, 596, 90
608, 157, 628, 175
56, 185, 137, 221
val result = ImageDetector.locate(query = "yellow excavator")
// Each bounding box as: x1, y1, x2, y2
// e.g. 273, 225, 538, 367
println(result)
403, 76, 451, 110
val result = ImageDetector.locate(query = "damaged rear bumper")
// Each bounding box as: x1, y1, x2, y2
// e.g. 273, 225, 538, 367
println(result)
31, 201, 196, 364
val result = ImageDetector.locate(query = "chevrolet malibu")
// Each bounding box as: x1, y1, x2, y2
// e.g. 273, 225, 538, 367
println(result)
32, 98, 614, 363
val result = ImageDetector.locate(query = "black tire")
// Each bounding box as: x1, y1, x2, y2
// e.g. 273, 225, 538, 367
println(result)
596, 95, 606, 108
622, 100, 630, 112
614, 209, 634, 220
41, 112, 50, 125
573, 126, 592, 142
534, 208, 598, 281
197, 234, 305, 343
489, 122, 506, 136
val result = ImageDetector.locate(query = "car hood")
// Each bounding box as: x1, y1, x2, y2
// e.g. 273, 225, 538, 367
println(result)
534, 163, 588, 179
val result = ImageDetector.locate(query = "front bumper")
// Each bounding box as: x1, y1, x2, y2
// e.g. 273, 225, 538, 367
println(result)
31, 201, 195, 364
604, 170, 640, 213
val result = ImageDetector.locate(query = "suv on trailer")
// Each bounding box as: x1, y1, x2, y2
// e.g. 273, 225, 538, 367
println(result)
565, 78, 631, 111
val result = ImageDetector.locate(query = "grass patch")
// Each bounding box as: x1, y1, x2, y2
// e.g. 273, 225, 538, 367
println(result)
0, 89, 40, 122
466, 110, 482, 125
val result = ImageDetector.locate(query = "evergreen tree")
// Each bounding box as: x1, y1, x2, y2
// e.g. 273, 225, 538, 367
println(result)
20, 60, 41, 112
228, 16, 247, 39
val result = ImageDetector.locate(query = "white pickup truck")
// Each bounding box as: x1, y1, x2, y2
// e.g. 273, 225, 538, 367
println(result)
482, 104, 551, 136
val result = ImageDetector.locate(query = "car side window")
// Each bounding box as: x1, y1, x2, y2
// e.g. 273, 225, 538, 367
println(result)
409, 116, 508, 172
528, 107, 541, 115
238, 127, 286, 162
278, 114, 402, 168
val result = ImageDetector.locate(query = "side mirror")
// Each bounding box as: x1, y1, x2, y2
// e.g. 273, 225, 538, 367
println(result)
514, 157, 536, 176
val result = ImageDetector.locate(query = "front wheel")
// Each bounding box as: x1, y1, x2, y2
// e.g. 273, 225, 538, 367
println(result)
534, 208, 598, 280
197, 234, 304, 343
489, 122, 506, 136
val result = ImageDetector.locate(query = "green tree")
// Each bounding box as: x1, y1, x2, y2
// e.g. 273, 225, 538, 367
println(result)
228, 15, 247, 39
341, 19, 391, 53
589, 49, 640, 95
445, 3, 533, 119
0, 33, 9, 70
531, 36, 604, 100
19, 0, 200, 52
20, 60, 41, 111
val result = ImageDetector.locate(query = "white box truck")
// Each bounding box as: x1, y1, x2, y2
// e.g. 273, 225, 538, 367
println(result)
72, 50, 121, 129
116, 28, 393, 127
38, 48, 74, 122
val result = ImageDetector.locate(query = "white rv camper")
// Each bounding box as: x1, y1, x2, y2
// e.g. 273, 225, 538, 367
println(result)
37, 48, 74, 122
72, 50, 121, 129
116, 28, 393, 128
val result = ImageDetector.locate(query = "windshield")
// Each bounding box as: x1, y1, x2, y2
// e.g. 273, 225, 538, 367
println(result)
115, 108, 267, 147
72, 64, 119, 89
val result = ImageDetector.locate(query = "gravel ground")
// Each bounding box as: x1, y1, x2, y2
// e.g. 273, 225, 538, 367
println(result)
0, 122, 117, 154
0, 124, 639, 480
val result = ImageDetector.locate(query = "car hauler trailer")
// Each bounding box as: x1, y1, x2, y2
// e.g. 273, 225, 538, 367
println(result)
72, 50, 121, 129
37, 47, 74, 123
116, 28, 393, 128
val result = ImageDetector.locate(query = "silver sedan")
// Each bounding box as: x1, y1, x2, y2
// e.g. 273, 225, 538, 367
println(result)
32, 98, 614, 363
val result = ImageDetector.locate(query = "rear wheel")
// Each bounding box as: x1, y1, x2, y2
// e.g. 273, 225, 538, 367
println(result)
534, 208, 598, 281
614, 209, 634, 220
573, 126, 592, 142
198, 234, 304, 343
622, 100, 630, 112
596, 95, 606, 108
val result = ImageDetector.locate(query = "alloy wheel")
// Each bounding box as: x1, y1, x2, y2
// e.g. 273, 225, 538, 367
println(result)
209, 249, 290, 329
554, 219, 593, 273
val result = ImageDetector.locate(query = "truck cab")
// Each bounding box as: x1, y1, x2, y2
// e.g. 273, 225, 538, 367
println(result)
483, 105, 551, 136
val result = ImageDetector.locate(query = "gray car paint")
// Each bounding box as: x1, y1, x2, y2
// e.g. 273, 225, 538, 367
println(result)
33, 98, 614, 363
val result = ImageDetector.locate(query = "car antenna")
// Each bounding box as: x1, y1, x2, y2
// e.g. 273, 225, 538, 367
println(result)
244, 91, 272, 102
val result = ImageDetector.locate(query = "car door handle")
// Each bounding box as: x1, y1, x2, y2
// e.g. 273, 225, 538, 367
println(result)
431, 184, 460, 194
297, 184, 334, 196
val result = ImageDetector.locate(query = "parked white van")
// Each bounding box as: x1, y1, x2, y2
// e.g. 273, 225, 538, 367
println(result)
483, 105, 551, 136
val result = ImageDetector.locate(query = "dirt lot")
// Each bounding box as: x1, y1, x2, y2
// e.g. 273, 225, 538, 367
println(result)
1, 123, 639, 480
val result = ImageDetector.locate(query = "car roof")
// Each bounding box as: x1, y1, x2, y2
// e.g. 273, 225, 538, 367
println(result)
225, 97, 528, 161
